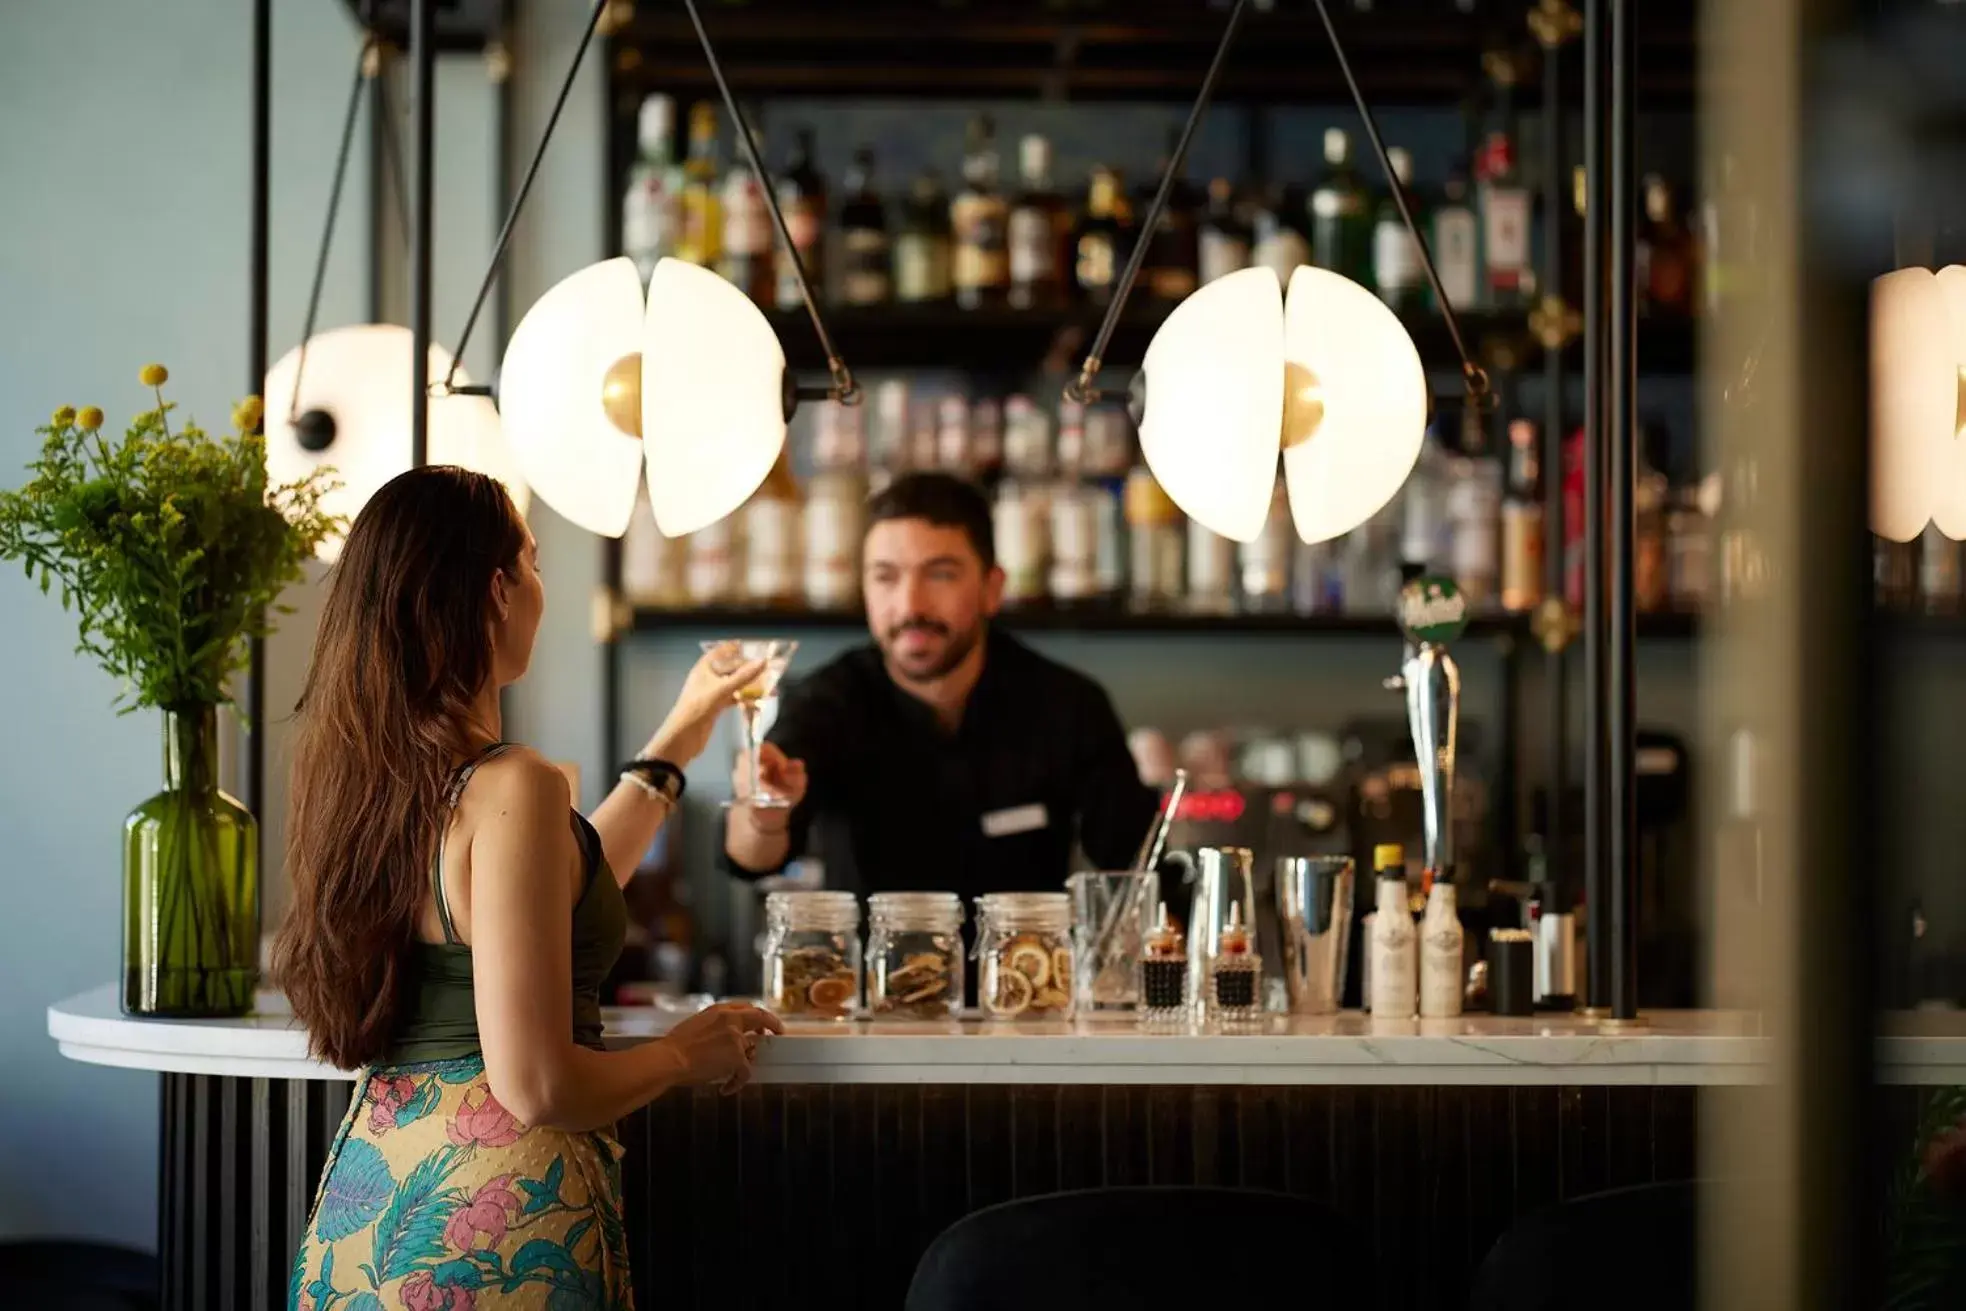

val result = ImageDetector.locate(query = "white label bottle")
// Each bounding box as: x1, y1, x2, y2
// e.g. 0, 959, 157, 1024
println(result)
1419, 883, 1465, 1018
1369, 874, 1417, 1020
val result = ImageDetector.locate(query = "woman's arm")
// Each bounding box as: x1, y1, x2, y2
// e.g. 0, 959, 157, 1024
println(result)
468, 751, 780, 1132
587, 646, 766, 887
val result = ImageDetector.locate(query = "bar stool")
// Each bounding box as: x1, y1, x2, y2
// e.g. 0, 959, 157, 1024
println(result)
0, 1239, 158, 1310
1466, 1180, 1697, 1311
904, 1186, 1361, 1311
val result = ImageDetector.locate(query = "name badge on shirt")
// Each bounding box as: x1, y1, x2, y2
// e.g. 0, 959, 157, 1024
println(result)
980, 803, 1049, 838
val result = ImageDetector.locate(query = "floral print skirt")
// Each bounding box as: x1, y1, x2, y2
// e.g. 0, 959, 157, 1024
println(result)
290, 1055, 632, 1310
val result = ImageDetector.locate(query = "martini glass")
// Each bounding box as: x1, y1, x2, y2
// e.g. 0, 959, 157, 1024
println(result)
703, 639, 799, 808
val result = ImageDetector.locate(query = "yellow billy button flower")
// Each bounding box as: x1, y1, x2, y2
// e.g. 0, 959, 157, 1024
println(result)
51, 406, 76, 426
139, 363, 169, 387
232, 396, 265, 432
77, 406, 104, 431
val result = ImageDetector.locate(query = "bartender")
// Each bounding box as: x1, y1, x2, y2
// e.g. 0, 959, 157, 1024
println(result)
722, 471, 1159, 901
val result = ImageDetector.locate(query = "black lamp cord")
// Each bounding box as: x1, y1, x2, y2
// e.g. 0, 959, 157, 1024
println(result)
1068, 0, 1491, 410
289, 30, 413, 424
439, 0, 859, 410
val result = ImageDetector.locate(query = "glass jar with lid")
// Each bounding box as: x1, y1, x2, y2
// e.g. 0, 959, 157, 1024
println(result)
761, 890, 861, 1021
866, 892, 965, 1020
974, 891, 1074, 1021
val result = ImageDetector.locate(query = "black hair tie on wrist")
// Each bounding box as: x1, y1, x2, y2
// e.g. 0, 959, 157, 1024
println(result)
619, 758, 686, 804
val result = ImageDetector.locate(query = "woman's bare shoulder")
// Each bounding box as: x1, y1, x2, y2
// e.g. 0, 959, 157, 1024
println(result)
463, 745, 570, 814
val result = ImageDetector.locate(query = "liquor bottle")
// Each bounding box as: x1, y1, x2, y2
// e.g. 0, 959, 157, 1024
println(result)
894, 172, 954, 304
970, 396, 1005, 491
1186, 518, 1236, 616
1008, 134, 1071, 310
1198, 178, 1251, 285
622, 94, 683, 281
1475, 130, 1531, 307
774, 127, 827, 310
718, 164, 774, 304
1639, 175, 1696, 317
684, 516, 735, 605
951, 115, 1010, 310
1238, 476, 1294, 613
1368, 843, 1417, 1020
934, 394, 972, 476
677, 102, 723, 270
1309, 128, 1373, 285
1499, 418, 1544, 613
804, 405, 867, 612
868, 379, 912, 491
1073, 167, 1128, 306
1138, 128, 1200, 301
621, 488, 685, 608
1445, 412, 1501, 611
1372, 146, 1424, 312
1418, 880, 1464, 1018
740, 453, 802, 608
995, 477, 1050, 608
1252, 187, 1311, 286
1430, 174, 1480, 312
1125, 465, 1184, 611
837, 146, 890, 307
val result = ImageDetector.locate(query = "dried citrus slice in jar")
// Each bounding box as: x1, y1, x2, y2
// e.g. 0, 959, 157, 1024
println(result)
1051, 946, 1073, 990
989, 968, 1034, 1016
1006, 939, 1051, 987
808, 975, 856, 1014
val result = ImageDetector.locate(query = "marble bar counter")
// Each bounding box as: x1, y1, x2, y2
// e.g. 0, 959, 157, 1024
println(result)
48, 985, 1966, 1311
48, 984, 1966, 1086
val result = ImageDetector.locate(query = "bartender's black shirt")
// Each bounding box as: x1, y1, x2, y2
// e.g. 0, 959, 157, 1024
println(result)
725, 629, 1158, 901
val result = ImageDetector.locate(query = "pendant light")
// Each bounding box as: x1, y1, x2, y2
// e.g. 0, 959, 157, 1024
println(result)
264, 31, 529, 561
434, 0, 858, 539
1069, 0, 1487, 546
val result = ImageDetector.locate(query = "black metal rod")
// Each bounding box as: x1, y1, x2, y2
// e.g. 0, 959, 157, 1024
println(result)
491, 3, 515, 370
288, 38, 373, 424
375, 54, 413, 249
1068, 0, 1249, 402
682, 0, 858, 405
1608, 0, 1638, 1021
245, 0, 270, 853
1583, 0, 1610, 1011
366, 41, 387, 323
1308, 0, 1487, 404
1540, 22, 1568, 906
443, 0, 609, 395
409, 0, 436, 467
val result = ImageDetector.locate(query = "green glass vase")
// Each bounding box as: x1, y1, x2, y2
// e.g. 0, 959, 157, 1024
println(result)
122, 705, 259, 1017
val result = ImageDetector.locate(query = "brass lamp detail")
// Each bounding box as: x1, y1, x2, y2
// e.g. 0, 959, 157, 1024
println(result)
601, 352, 644, 439
1528, 0, 1583, 49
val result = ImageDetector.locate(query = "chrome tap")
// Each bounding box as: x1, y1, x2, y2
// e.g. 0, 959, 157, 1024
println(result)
1384, 576, 1467, 880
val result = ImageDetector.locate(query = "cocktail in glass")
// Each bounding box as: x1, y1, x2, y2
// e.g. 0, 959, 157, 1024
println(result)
702, 639, 799, 808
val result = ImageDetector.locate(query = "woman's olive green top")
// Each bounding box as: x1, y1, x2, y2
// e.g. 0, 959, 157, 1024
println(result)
383, 744, 626, 1065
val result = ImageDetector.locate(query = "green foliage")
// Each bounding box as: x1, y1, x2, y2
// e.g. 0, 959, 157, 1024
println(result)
0, 380, 340, 716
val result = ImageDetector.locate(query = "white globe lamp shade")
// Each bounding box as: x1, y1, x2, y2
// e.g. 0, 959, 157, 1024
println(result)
498, 258, 649, 538
263, 324, 523, 562
1279, 265, 1429, 545
640, 258, 789, 537
1871, 267, 1953, 542
1134, 266, 1285, 543
1929, 265, 1966, 540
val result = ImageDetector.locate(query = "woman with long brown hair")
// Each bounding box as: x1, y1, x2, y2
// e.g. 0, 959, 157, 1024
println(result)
275, 466, 780, 1309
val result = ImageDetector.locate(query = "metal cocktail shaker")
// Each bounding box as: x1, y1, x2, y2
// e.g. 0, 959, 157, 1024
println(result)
1275, 856, 1355, 1015
1385, 576, 1466, 883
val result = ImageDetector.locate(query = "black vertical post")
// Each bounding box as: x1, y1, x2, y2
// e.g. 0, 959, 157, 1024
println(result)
600, 30, 624, 788
1582, 0, 1611, 1011
367, 45, 386, 325
245, 0, 270, 843
1539, 18, 1567, 899
409, 0, 437, 468
1607, 0, 1638, 1020
493, 2, 516, 360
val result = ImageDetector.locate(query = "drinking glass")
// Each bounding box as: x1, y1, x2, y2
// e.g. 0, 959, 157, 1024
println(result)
703, 639, 798, 808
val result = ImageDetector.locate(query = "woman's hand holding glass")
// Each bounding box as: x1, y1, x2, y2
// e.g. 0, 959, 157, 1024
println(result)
642, 643, 767, 766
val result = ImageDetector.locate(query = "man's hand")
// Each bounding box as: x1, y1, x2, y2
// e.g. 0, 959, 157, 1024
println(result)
732, 740, 809, 822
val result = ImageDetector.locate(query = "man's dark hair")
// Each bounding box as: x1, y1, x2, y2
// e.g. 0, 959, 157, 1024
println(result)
865, 471, 996, 568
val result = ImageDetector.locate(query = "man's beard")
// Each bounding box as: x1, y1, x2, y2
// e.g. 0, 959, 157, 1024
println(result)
883, 617, 982, 683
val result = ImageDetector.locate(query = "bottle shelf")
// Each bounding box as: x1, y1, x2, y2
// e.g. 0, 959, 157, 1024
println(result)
762, 303, 1698, 376
607, 1, 1698, 107
625, 603, 1705, 640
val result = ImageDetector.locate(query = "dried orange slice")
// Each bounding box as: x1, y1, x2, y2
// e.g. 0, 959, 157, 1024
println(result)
1051, 946, 1073, 989
989, 968, 1034, 1016
808, 976, 856, 1012
1007, 941, 1051, 988
1032, 987, 1071, 1011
